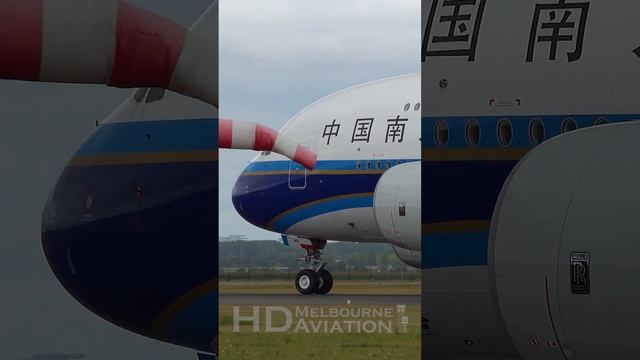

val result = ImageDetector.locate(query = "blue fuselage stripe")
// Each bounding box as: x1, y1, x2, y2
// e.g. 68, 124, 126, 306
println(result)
421, 114, 640, 269
76, 118, 218, 156
233, 159, 418, 232
43, 118, 219, 353
271, 195, 374, 232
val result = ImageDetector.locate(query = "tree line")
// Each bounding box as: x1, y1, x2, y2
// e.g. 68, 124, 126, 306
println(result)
219, 240, 411, 271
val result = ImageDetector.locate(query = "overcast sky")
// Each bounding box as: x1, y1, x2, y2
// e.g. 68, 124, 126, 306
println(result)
0, 0, 418, 358
219, 0, 420, 240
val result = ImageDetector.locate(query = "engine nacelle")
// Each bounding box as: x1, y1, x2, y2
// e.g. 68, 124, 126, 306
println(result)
392, 245, 421, 268
373, 161, 421, 251
490, 122, 640, 360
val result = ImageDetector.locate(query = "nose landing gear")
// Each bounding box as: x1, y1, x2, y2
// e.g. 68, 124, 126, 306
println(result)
293, 238, 333, 295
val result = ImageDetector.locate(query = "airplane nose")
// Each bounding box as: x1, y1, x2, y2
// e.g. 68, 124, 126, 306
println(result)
232, 163, 277, 231
40, 119, 218, 353
232, 165, 259, 227
231, 160, 298, 233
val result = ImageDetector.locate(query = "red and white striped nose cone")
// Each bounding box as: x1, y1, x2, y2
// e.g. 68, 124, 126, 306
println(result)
218, 119, 318, 170
0, 0, 216, 106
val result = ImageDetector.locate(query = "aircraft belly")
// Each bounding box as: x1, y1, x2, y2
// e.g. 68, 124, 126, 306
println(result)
287, 207, 385, 242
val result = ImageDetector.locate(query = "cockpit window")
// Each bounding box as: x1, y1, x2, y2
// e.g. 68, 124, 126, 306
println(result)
134, 88, 149, 103
146, 88, 166, 103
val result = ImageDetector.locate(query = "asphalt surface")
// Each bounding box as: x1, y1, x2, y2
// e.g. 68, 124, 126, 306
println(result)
220, 294, 420, 305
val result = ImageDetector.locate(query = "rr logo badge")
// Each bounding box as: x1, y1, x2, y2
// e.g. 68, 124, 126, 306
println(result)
570, 252, 590, 294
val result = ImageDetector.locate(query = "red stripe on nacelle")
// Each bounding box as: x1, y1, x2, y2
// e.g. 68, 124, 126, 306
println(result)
254, 124, 277, 151
293, 146, 318, 170
0, 0, 43, 81
218, 119, 232, 148
110, 0, 186, 88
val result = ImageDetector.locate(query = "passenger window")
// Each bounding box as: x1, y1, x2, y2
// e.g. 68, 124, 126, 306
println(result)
497, 119, 513, 147
529, 118, 545, 145
366, 161, 371, 169
465, 119, 480, 147
434, 120, 449, 147
595, 117, 609, 126
562, 118, 577, 133
356, 161, 361, 170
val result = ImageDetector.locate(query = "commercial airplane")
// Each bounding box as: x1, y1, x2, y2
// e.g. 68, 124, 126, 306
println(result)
0, 0, 314, 358
422, 0, 640, 359
231, 74, 422, 295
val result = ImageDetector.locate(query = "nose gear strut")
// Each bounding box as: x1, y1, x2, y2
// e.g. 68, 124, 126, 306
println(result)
293, 238, 333, 295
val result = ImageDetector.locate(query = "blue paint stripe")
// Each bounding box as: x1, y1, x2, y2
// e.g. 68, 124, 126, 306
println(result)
422, 114, 640, 149
422, 232, 488, 269
421, 160, 516, 223
233, 173, 381, 228
165, 290, 218, 351
77, 118, 218, 155
244, 159, 420, 173
272, 195, 373, 232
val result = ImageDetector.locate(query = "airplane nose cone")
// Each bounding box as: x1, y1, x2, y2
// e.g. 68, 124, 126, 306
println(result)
40, 119, 219, 353
232, 160, 307, 233
231, 164, 274, 231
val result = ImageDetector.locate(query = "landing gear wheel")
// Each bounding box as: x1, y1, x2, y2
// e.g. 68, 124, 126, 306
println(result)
295, 269, 320, 295
315, 269, 333, 295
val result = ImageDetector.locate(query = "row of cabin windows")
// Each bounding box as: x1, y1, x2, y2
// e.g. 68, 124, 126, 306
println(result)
355, 159, 406, 170
434, 117, 610, 148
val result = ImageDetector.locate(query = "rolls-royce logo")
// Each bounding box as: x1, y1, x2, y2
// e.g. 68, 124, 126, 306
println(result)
570, 252, 590, 294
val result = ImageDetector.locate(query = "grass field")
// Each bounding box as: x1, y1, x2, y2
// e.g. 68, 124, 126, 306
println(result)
219, 304, 421, 360
220, 280, 421, 295
219, 280, 421, 358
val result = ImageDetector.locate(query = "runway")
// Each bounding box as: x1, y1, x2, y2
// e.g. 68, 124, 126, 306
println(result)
220, 294, 420, 305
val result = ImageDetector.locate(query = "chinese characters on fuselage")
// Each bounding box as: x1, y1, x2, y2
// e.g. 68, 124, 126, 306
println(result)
527, 0, 589, 62
352, 118, 374, 143
422, 0, 590, 63
321, 117, 409, 146
422, 0, 487, 62
322, 119, 341, 145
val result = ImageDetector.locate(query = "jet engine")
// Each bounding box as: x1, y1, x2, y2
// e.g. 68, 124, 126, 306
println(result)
373, 161, 421, 265
392, 245, 421, 268
490, 122, 640, 360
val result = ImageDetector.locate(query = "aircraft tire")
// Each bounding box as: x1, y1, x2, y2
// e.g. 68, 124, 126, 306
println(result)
295, 269, 319, 295
315, 269, 333, 295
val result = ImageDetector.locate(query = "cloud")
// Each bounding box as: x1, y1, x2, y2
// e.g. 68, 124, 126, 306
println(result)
220, 0, 420, 106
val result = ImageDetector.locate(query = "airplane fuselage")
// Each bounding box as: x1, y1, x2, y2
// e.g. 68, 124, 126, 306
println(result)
233, 74, 421, 244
